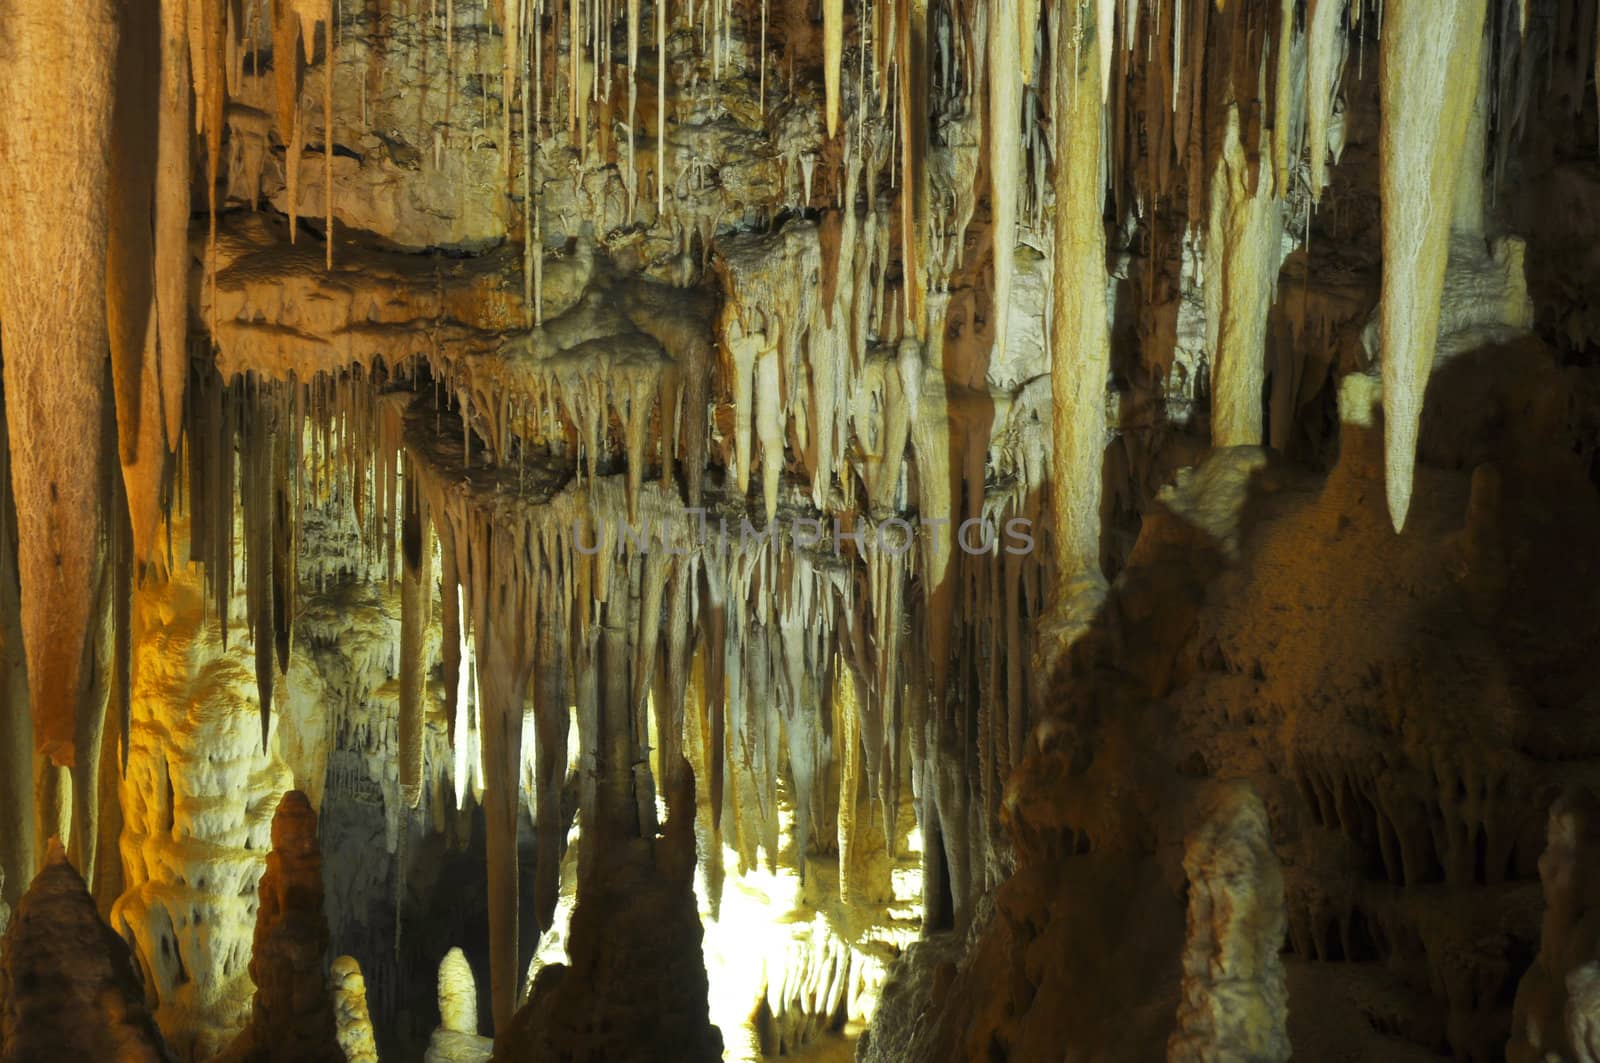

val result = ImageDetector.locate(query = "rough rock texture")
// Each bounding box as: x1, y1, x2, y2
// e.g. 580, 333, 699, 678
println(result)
113, 537, 294, 1059
213, 791, 342, 1063
0, 843, 169, 1061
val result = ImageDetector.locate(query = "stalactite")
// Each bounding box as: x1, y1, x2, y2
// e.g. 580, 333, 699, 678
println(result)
241, 388, 279, 750
108, 0, 167, 565
1378, 0, 1487, 532
472, 537, 532, 1035
1305, 0, 1348, 203
399, 465, 431, 809
989, 0, 1020, 369
896, 0, 929, 336
1453, 40, 1491, 238
1047, 0, 1110, 607
321, 0, 335, 269
0, 0, 118, 767
657, 0, 666, 217
824, 0, 844, 136
198, 0, 226, 311
274, 0, 305, 239
1205, 105, 1282, 449
157, 0, 192, 456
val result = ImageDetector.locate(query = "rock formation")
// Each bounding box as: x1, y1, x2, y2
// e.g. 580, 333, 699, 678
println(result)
1167, 783, 1290, 1063
0, 842, 169, 1061
213, 791, 342, 1063
331, 956, 380, 1063
425, 948, 492, 1063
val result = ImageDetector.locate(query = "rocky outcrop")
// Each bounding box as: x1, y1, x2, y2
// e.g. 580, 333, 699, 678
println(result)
0, 842, 169, 1061
213, 791, 342, 1063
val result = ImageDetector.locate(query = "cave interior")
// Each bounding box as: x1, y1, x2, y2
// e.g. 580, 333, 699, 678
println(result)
1, 0, 1600, 1060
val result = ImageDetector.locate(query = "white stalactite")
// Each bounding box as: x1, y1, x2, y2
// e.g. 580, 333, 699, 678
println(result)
988, 0, 1020, 369
1206, 105, 1283, 449
1378, 0, 1487, 532
1306, 0, 1348, 203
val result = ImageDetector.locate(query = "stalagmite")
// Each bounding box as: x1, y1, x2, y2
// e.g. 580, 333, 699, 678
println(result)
1508, 789, 1600, 1063
1168, 783, 1290, 1062
330, 956, 380, 1063
1378, 0, 1487, 532
989, 0, 1020, 369
439, 947, 479, 1034
0, 843, 168, 1060
214, 790, 343, 1062
1046, 0, 1110, 619
1206, 106, 1283, 449
0, 0, 118, 767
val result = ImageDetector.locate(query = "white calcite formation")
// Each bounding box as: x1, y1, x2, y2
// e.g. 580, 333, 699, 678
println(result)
112, 541, 294, 1059
426, 947, 492, 1063
331, 955, 381, 1063
1377, 0, 1489, 531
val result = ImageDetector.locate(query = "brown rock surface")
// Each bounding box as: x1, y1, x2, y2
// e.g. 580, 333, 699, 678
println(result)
0, 842, 168, 1062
